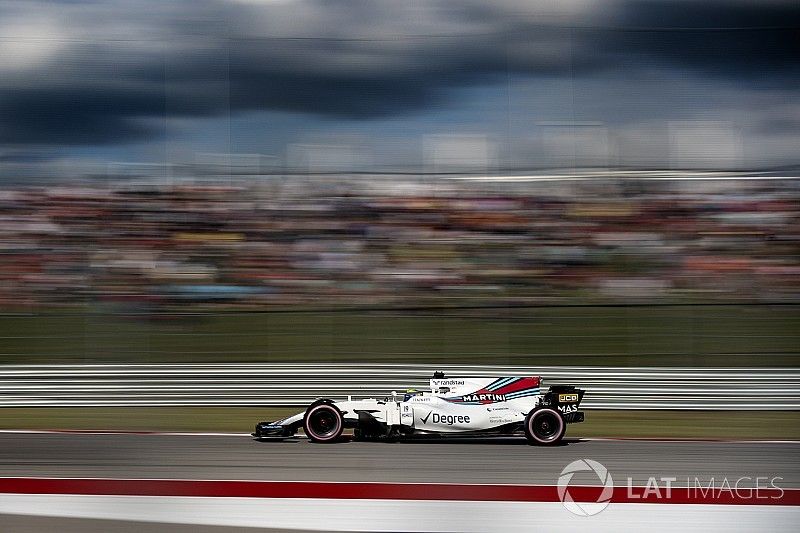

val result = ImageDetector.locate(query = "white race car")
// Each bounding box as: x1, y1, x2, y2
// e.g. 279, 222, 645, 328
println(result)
253, 372, 585, 445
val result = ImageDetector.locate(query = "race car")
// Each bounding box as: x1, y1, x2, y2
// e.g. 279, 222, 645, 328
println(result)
253, 372, 585, 445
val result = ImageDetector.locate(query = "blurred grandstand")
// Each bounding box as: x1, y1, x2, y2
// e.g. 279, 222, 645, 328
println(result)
0, 169, 797, 313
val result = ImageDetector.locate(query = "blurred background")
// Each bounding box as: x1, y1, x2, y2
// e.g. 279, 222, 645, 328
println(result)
2, 7, 800, 533
0, 0, 798, 370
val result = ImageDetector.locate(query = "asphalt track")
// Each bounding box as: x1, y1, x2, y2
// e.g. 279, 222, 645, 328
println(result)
1, 433, 798, 487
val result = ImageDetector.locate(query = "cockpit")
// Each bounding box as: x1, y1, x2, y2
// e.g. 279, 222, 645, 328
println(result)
403, 389, 423, 401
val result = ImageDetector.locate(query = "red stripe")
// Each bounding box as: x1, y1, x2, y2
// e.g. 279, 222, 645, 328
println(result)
492, 377, 540, 396
0, 478, 797, 506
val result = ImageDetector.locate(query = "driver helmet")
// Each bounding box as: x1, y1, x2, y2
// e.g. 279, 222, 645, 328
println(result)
403, 388, 421, 401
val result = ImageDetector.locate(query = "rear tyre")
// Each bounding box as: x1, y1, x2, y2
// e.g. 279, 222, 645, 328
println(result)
524, 408, 565, 445
304, 402, 344, 443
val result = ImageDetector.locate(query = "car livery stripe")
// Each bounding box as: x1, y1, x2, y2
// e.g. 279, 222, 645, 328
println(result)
504, 389, 541, 400
485, 377, 516, 391
444, 396, 495, 404
491, 377, 541, 396
444, 377, 543, 404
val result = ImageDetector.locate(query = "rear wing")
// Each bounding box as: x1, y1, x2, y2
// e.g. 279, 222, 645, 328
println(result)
543, 384, 586, 419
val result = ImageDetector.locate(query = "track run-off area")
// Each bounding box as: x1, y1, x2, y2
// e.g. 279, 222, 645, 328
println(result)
1, 432, 799, 531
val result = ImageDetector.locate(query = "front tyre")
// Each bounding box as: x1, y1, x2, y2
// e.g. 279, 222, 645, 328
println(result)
304, 402, 344, 443
524, 408, 566, 445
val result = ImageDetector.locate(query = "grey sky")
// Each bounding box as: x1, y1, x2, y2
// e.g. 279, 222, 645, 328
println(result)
1, 0, 798, 174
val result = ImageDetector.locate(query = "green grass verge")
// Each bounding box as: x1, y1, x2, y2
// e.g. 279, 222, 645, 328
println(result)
1, 408, 798, 440
1, 305, 798, 366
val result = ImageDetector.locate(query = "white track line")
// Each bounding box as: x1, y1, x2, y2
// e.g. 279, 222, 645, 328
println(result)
1, 495, 798, 532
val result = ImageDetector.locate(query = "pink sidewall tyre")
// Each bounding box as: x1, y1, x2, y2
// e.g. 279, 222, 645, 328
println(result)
524, 408, 566, 445
303, 402, 344, 443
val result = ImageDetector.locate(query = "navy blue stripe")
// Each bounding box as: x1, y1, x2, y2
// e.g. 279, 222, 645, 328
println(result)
486, 377, 516, 391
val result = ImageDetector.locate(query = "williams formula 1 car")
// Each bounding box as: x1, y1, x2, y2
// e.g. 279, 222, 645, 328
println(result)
253, 372, 585, 445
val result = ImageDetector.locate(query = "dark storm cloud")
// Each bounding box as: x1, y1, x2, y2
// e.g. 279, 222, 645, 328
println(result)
0, 0, 798, 145
0, 87, 161, 145
613, 1, 800, 78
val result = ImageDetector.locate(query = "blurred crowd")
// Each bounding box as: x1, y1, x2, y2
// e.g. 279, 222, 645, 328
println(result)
0, 174, 798, 310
